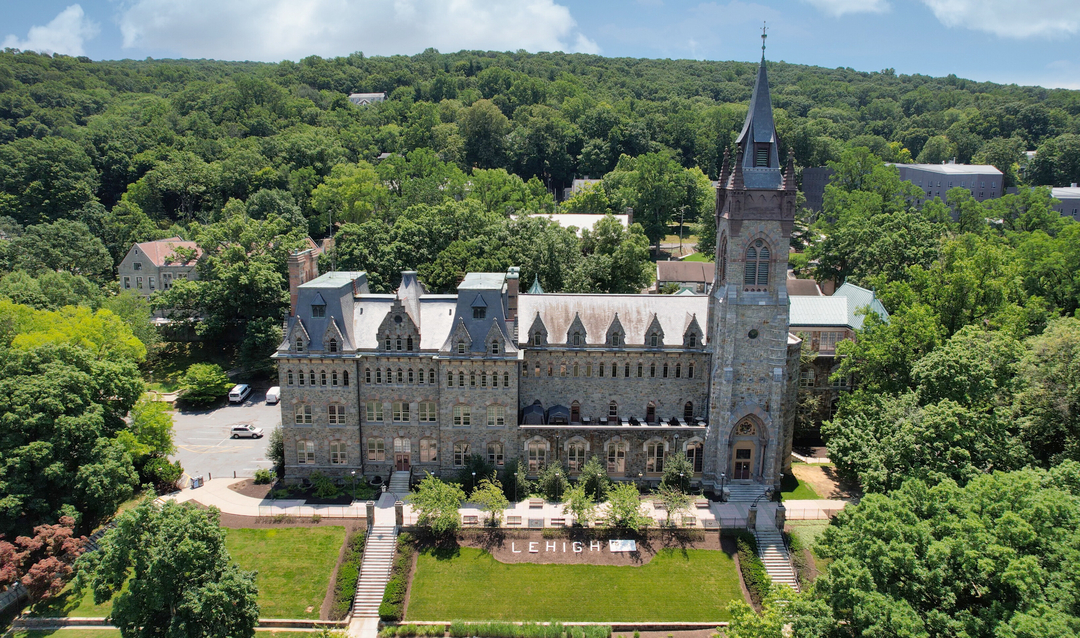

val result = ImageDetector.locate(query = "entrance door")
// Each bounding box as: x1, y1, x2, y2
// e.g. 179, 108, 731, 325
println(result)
393, 438, 411, 471
732, 447, 753, 480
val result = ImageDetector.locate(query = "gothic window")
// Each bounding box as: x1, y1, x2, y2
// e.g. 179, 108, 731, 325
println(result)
297, 440, 315, 464
687, 333, 697, 348
308, 371, 316, 386
420, 437, 437, 462
684, 402, 694, 421
688, 363, 695, 379
573, 332, 582, 346
407, 336, 413, 351
320, 370, 327, 386
608, 402, 618, 421
528, 441, 547, 471
649, 333, 659, 347
488, 441, 505, 466
330, 441, 346, 465
298, 370, 305, 386
454, 442, 470, 467
470, 372, 476, 387
735, 419, 757, 436
408, 369, 414, 384
396, 338, 402, 351
458, 371, 465, 387
637, 363, 643, 378
396, 369, 403, 384
610, 332, 621, 346
719, 234, 728, 284
744, 240, 770, 287
646, 442, 665, 473
503, 372, 509, 387
487, 405, 506, 426
343, 371, 349, 386
570, 401, 581, 424
328, 338, 338, 353
429, 369, 436, 385
624, 363, 630, 377
375, 369, 382, 384
481, 372, 488, 387
650, 363, 656, 378
311, 304, 325, 317
662, 363, 668, 378
294, 404, 313, 424
368, 438, 385, 462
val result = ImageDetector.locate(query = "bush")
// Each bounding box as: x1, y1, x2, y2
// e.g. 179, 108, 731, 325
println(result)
379, 535, 417, 621
311, 471, 340, 498
445, 622, 595, 638
330, 531, 366, 620
735, 532, 770, 606
785, 530, 810, 588
178, 363, 231, 406
141, 456, 183, 493
253, 468, 274, 484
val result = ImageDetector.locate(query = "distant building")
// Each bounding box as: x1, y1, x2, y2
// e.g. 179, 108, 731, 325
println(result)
655, 261, 714, 294
117, 238, 201, 310
562, 178, 602, 200
516, 213, 632, 236
800, 163, 1004, 212
1051, 185, 1080, 221
348, 92, 386, 106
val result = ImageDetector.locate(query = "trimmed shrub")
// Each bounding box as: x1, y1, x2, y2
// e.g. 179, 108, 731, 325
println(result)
329, 531, 365, 620
253, 468, 274, 484
311, 471, 340, 498
735, 532, 771, 606
379, 535, 417, 621
441, 622, 608, 638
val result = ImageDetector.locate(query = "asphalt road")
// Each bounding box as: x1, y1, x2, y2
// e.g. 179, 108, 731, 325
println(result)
170, 387, 281, 482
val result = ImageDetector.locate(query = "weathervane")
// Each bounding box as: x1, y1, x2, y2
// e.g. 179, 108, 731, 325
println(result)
761, 22, 768, 53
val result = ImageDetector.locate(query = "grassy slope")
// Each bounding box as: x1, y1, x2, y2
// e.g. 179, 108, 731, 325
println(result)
407, 547, 740, 622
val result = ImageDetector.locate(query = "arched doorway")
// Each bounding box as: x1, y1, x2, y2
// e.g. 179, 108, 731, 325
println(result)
730, 418, 760, 481
393, 437, 411, 471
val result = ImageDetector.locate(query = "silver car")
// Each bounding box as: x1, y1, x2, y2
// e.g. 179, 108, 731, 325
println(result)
230, 424, 264, 439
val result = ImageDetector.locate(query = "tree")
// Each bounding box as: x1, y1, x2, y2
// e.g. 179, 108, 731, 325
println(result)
178, 363, 231, 406
471, 474, 509, 526
653, 483, 691, 527
0, 516, 88, 605
815, 467, 1080, 637
310, 161, 388, 225
915, 135, 956, 164
603, 482, 649, 531
266, 427, 285, 477
79, 501, 259, 638
561, 483, 596, 527
660, 452, 694, 493
102, 291, 159, 353
725, 587, 836, 638
568, 216, 654, 294
0, 136, 97, 225
500, 457, 531, 503
1015, 317, 1080, 464
459, 99, 510, 169
536, 461, 570, 502
2, 220, 113, 282
411, 473, 466, 535
578, 455, 611, 502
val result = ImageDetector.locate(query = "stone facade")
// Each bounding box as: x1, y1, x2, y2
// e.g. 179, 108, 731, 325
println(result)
274, 52, 807, 492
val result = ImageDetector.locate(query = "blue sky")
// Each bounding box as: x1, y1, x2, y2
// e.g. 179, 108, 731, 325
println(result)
3, 0, 1079, 89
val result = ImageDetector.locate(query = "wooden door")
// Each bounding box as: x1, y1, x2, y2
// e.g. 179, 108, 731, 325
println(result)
732, 447, 753, 480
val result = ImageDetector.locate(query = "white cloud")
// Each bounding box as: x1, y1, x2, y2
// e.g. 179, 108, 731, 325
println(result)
920, 0, 1080, 38
802, 0, 889, 17
117, 0, 599, 61
2, 5, 99, 56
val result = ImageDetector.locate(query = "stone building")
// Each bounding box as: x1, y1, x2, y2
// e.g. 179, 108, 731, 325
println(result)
274, 50, 806, 496
117, 238, 201, 317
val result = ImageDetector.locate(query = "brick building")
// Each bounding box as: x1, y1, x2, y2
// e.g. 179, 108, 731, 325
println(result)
275, 50, 805, 496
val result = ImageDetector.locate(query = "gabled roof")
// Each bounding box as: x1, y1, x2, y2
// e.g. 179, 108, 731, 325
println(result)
789, 282, 888, 330
517, 294, 708, 347
132, 238, 202, 267
657, 261, 715, 284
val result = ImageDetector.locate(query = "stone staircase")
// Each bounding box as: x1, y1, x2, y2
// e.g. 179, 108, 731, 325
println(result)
754, 522, 800, 593
352, 526, 398, 618
725, 483, 769, 502
387, 471, 410, 497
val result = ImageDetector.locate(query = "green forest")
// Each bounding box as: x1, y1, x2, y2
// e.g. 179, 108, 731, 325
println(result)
2, 46, 1080, 636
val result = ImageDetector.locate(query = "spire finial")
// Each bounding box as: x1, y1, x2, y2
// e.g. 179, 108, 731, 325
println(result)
761, 22, 768, 56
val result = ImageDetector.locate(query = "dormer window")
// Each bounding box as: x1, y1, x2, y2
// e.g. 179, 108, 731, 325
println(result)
688, 334, 697, 348
311, 304, 325, 318
457, 340, 466, 354
610, 333, 621, 346
572, 332, 581, 346
473, 307, 486, 319
533, 332, 542, 346
384, 338, 391, 350
491, 341, 500, 355
295, 338, 304, 352
649, 333, 659, 347
328, 338, 338, 353
396, 338, 402, 351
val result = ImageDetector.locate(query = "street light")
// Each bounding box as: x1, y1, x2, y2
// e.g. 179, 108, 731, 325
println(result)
555, 472, 561, 501
471, 471, 476, 494
720, 472, 726, 503
514, 472, 519, 503
778, 472, 784, 503
596, 472, 604, 500
350, 470, 356, 501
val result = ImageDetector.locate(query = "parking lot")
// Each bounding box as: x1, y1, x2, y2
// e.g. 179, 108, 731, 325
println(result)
170, 387, 281, 482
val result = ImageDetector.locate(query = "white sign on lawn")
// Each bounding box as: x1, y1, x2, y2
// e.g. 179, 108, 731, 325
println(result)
608, 540, 637, 552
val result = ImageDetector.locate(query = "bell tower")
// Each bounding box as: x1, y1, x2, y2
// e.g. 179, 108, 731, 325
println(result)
704, 34, 798, 492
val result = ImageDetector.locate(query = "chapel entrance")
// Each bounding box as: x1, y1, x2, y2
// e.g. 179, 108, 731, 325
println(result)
732, 446, 753, 480
393, 437, 411, 472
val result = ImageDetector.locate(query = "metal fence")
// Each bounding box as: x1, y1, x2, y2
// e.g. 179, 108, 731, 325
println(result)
784, 508, 841, 520
255, 505, 365, 519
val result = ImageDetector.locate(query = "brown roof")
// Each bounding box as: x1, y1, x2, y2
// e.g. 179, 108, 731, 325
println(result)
656, 261, 715, 284
135, 238, 202, 267
785, 278, 822, 296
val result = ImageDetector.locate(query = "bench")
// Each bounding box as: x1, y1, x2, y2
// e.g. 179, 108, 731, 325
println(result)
528, 498, 545, 509
528, 518, 544, 529
462, 515, 479, 526
695, 499, 711, 509
506, 516, 522, 526
549, 517, 566, 527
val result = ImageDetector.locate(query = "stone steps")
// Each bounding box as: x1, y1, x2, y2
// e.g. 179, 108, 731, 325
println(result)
754, 526, 799, 592
724, 484, 769, 502
352, 526, 399, 618
387, 471, 410, 497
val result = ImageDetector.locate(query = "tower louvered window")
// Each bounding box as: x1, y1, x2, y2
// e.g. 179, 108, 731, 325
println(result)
744, 240, 770, 287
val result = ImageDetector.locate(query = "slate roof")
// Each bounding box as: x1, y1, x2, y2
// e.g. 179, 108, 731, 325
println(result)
789, 282, 888, 330
518, 294, 708, 346
657, 261, 715, 284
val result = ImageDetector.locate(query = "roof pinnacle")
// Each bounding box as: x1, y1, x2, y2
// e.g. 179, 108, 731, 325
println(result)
761, 22, 768, 56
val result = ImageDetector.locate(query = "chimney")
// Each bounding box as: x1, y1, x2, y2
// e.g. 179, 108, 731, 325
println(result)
287, 248, 319, 316
505, 266, 520, 321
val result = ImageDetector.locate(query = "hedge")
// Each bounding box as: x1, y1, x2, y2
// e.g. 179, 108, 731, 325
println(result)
330, 530, 366, 620
379, 533, 417, 621
734, 532, 770, 606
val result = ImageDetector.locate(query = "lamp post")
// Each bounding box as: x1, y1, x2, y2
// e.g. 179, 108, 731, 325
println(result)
350, 470, 356, 501
555, 472, 561, 502
596, 472, 604, 500
680, 472, 685, 492
720, 472, 726, 503
471, 471, 476, 494
514, 472, 519, 503
778, 472, 784, 503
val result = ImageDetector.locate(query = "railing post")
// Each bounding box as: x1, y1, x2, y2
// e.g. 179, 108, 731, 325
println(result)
774, 503, 786, 530
366, 500, 375, 530
746, 504, 757, 532
395, 501, 404, 527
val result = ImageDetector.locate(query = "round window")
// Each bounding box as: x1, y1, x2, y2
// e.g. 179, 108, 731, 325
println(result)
394, 315, 402, 324
748, 329, 759, 339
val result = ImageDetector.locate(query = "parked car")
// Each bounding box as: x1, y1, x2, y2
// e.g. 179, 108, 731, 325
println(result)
265, 386, 281, 404
231, 424, 264, 439
228, 384, 252, 403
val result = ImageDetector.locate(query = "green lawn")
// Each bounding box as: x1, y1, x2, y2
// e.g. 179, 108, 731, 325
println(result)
30, 581, 117, 618
787, 521, 831, 554
780, 474, 821, 500
225, 526, 346, 619
407, 547, 741, 622
681, 252, 711, 262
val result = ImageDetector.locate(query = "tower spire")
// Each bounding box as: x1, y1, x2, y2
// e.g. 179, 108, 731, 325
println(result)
734, 29, 782, 189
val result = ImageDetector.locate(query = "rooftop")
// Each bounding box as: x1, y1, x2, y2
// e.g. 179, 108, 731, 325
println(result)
893, 163, 1003, 176
458, 272, 506, 290
1051, 186, 1080, 199
298, 271, 366, 288
134, 237, 201, 267
789, 282, 888, 330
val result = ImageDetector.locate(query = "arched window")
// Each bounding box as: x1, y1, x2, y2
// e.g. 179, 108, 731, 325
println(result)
408, 369, 414, 384
343, 371, 349, 386
610, 332, 620, 346
675, 363, 682, 378
320, 370, 327, 386
684, 402, 694, 421
744, 239, 770, 287
330, 441, 346, 464
650, 363, 656, 378
287, 370, 294, 386
503, 372, 510, 387
470, 372, 477, 387
611, 363, 618, 377
295, 338, 304, 352
645, 402, 657, 424
533, 332, 542, 346
375, 369, 383, 384
420, 437, 438, 462
328, 338, 338, 353
567, 442, 586, 471
649, 333, 659, 347
488, 441, 505, 466
429, 369, 436, 385
481, 372, 488, 387
646, 441, 665, 473
396, 338, 402, 351
607, 441, 626, 473
570, 401, 581, 424
688, 333, 697, 348
608, 401, 618, 422
458, 371, 465, 387
298, 370, 306, 386
572, 332, 582, 346
396, 369, 403, 384
406, 336, 413, 351
718, 234, 728, 284
457, 340, 466, 354
308, 371, 316, 386
688, 363, 695, 379
662, 363, 668, 378
447, 370, 454, 386
686, 441, 703, 473
297, 440, 315, 464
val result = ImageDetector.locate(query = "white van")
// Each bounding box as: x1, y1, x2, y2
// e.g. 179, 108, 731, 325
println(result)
228, 384, 252, 403
265, 386, 281, 404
